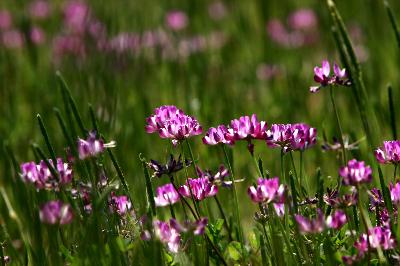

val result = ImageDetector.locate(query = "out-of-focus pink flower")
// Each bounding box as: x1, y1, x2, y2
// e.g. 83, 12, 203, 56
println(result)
109, 33, 140, 54
1, 30, 24, 49
339, 159, 372, 186
21, 158, 73, 190
287, 9, 317, 31
165, 10, 188, 31
28, 0, 51, 19
326, 210, 347, 229
63, 0, 90, 34
39, 200, 73, 225
153, 219, 181, 253
30, 26, 46, 45
0, 10, 12, 30
256, 63, 281, 81
208, 1, 227, 21
145, 105, 202, 146
154, 183, 180, 207
78, 131, 115, 160
295, 209, 325, 234
266, 19, 289, 46
52, 35, 86, 60
109, 192, 132, 216
375, 140, 400, 165
354, 226, 396, 255
179, 177, 218, 201
390, 182, 400, 205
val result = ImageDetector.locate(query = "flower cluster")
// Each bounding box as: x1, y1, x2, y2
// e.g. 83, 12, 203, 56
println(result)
154, 183, 180, 207
375, 140, 400, 164
309, 60, 350, 93
20, 158, 73, 190
248, 177, 285, 216
145, 105, 202, 146
109, 193, 132, 216
39, 200, 74, 225
153, 218, 207, 253
266, 123, 317, 152
295, 209, 347, 234
78, 131, 115, 159
339, 159, 372, 186
179, 177, 218, 201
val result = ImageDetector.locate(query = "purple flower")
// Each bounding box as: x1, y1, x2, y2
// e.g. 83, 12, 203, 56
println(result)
154, 183, 180, 207
266, 123, 317, 152
109, 192, 132, 216
208, 1, 227, 21
1, 30, 24, 49
375, 140, 400, 164
196, 165, 236, 187
39, 200, 73, 225
369, 188, 384, 211
153, 219, 181, 253
266, 124, 292, 151
78, 131, 115, 160
28, 0, 51, 19
21, 158, 73, 190
247, 177, 285, 203
170, 217, 208, 235
0, 10, 12, 30
288, 9, 317, 31
310, 60, 349, 93
147, 154, 191, 178
63, 0, 90, 34
354, 226, 396, 255
339, 159, 372, 186
295, 209, 325, 234
225, 114, 268, 142
179, 177, 218, 201
290, 123, 317, 151
390, 182, 400, 205
165, 10, 188, 31
145, 105, 202, 146
202, 125, 233, 145
29, 26, 46, 45
326, 210, 347, 229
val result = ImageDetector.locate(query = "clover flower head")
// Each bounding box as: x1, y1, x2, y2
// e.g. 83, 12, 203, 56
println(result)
154, 183, 180, 207
375, 140, 400, 165
339, 159, 372, 186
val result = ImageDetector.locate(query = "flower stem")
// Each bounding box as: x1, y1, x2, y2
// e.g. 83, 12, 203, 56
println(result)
329, 85, 347, 165
214, 196, 233, 241
221, 145, 244, 248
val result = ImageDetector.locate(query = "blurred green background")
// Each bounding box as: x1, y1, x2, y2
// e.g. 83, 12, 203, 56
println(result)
1, 0, 399, 230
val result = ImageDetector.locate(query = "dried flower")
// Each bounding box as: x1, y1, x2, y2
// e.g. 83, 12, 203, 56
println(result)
375, 140, 400, 164
147, 154, 191, 178
154, 183, 180, 207
39, 200, 73, 225
339, 159, 372, 186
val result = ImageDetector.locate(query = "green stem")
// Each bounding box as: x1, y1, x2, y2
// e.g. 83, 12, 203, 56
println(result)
221, 145, 244, 248
329, 85, 346, 166
394, 164, 398, 181
214, 196, 232, 241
